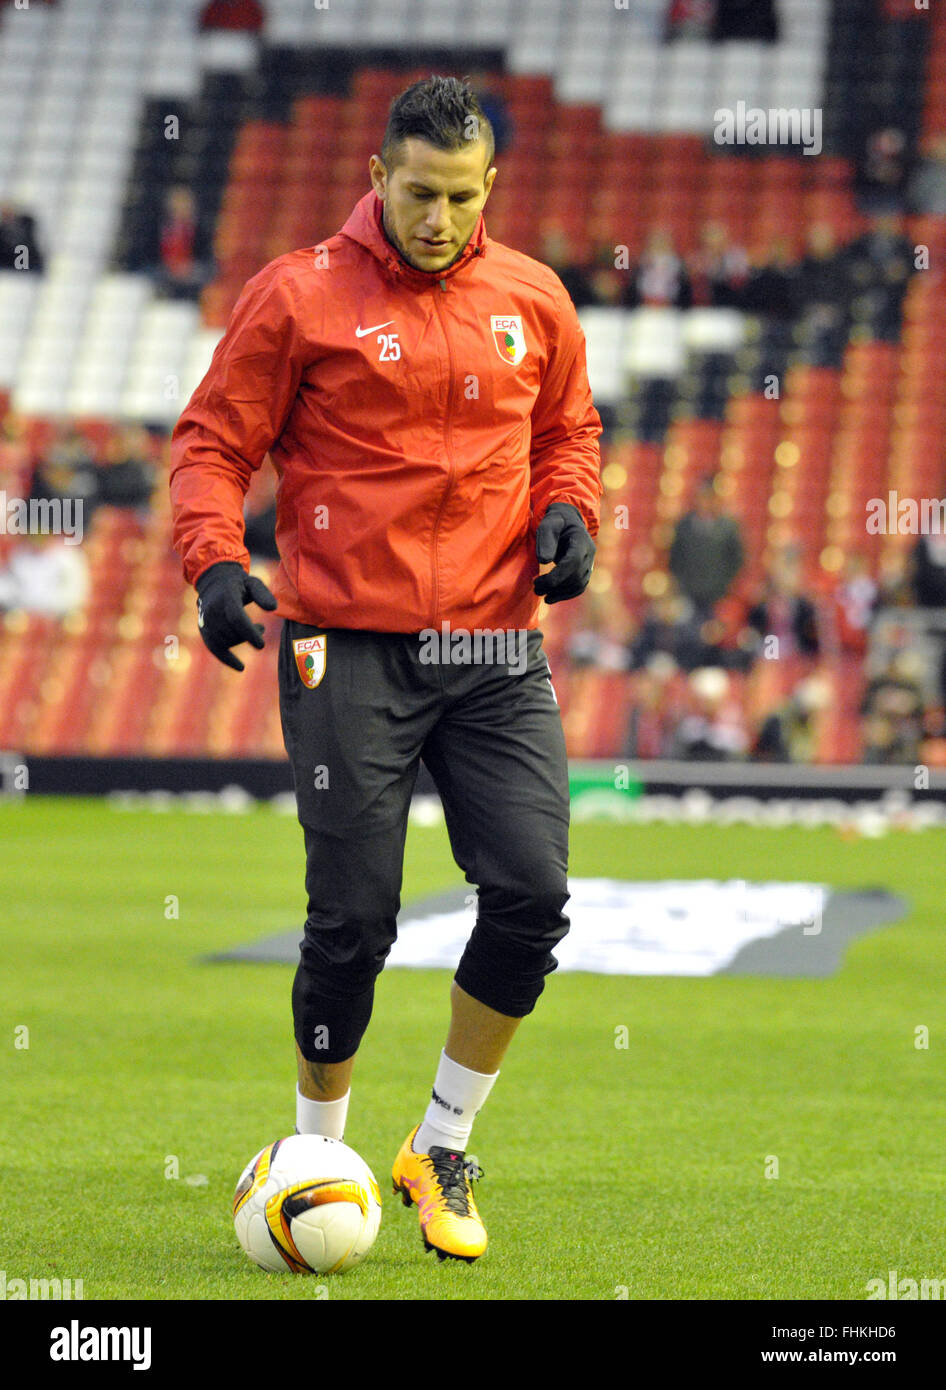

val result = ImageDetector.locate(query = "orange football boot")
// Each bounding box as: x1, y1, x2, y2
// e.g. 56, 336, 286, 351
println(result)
391, 1125, 487, 1262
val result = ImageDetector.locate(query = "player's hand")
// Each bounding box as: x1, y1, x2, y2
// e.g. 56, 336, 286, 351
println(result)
533, 502, 595, 604
195, 561, 277, 672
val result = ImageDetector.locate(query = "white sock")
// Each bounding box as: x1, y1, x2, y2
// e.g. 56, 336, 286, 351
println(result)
295, 1085, 350, 1141
413, 1051, 499, 1155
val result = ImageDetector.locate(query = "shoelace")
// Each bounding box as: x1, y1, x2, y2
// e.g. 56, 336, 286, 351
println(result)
426, 1148, 485, 1216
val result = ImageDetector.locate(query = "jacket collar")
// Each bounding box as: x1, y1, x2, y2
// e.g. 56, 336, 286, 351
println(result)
339, 190, 487, 286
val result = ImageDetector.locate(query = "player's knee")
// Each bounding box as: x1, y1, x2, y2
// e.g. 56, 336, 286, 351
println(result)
292, 949, 380, 1064
476, 882, 570, 949
297, 911, 394, 990
291, 910, 396, 1061
454, 887, 570, 1017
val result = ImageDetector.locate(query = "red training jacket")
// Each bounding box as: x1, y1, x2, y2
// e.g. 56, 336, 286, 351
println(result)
169, 190, 603, 634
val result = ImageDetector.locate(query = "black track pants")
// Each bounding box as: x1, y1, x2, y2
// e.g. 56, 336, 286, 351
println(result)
278, 621, 571, 1064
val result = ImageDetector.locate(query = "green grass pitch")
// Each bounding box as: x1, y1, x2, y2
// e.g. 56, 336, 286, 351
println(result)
1, 796, 944, 1301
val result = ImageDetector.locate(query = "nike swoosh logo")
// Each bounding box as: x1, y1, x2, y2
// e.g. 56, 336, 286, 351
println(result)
355, 321, 394, 337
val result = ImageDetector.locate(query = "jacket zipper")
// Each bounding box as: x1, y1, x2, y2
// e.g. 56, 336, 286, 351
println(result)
429, 277, 459, 628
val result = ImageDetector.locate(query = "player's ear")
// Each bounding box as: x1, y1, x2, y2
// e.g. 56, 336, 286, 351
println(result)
368, 154, 387, 199
483, 165, 497, 202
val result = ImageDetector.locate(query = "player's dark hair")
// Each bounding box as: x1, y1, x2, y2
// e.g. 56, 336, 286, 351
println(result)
380, 75, 495, 177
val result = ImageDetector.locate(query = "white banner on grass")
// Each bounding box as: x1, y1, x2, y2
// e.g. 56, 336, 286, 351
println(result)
388, 879, 828, 977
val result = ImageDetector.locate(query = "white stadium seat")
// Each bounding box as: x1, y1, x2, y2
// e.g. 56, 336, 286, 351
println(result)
579, 308, 631, 407
623, 309, 686, 379
680, 309, 746, 355
0, 272, 40, 390
121, 300, 201, 425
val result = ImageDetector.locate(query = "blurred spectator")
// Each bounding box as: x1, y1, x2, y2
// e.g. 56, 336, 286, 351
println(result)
199, 0, 264, 31
241, 464, 279, 561
0, 409, 32, 498
0, 201, 44, 272
832, 551, 878, 656
153, 186, 214, 302
795, 222, 850, 315
868, 609, 937, 687
669, 476, 745, 619
843, 213, 914, 337
96, 424, 155, 513
629, 228, 690, 309
753, 674, 831, 762
741, 237, 797, 322
586, 252, 627, 306
0, 533, 89, 619
711, 0, 778, 41
244, 501, 279, 562
907, 132, 946, 216
468, 70, 512, 158
745, 547, 820, 660
30, 422, 100, 522
876, 548, 914, 608
855, 127, 908, 216
629, 581, 735, 673
687, 222, 749, 309
910, 533, 946, 709
794, 222, 851, 365
664, 0, 713, 40
624, 652, 686, 759
860, 651, 926, 764
539, 225, 594, 309
629, 587, 696, 671
567, 590, 630, 670
669, 666, 748, 760
910, 531, 946, 608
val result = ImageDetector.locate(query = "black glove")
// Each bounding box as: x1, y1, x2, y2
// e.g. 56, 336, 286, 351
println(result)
533, 502, 596, 604
195, 561, 277, 672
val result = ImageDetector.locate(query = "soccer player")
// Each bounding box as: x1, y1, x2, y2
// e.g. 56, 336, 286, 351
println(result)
170, 75, 602, 1262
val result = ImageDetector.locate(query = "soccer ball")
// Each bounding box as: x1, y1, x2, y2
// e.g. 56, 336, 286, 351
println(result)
233, 1134, 382, 1274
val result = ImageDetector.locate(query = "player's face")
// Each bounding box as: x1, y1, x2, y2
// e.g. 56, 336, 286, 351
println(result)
369, 138, 496, 273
